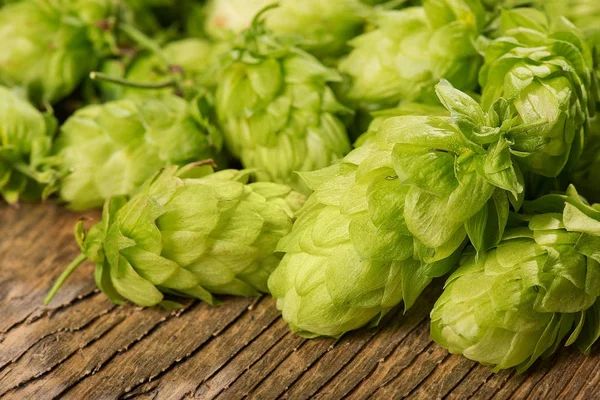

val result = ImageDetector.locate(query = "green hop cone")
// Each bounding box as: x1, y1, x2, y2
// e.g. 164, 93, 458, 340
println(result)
54, 95, 223, 210
125, 39, 227, 92
479, 8, 597, 178
97, 38, 229, 101
45, 163, 306, 307
387, 80, 534, 255
431, 186, 600, 371
0, 86, 57, 204
215, 15, 352, 193
0, 0, 115, 105
268, 106, 462, 338
525, 0, 600, 33
262, 0, 369, 58
203, 0, 275, 40
204, 0, 369, 58
338, 0, 485, 110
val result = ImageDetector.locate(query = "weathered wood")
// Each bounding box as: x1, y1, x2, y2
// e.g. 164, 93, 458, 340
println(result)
1, 203, 599, 399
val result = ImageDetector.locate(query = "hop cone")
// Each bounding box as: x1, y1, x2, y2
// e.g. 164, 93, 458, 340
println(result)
431, 186, 600, 371
479, 8, 597, 177
338, 0, 485, 110
215, 17, 352, 193
203, 0, 274, 40
389, 80, 533, 255
0, 86, 57, 204
98, 39, 228, 101
503, 0, 600, 32
46, 164, 305, 307
204, 0, 369, 57
54, 95, 223, 210
268, 104, 461, 338
0, 0, 114, 105
263, 0, 369, 58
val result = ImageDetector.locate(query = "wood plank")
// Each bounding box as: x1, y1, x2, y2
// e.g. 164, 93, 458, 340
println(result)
0, 203, 100, 334
1, 203, 600, 399
125, 297, 281, 399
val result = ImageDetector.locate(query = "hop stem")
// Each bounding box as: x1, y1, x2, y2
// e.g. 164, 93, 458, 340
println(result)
377, 0, 410, 10
251, 3, 279, 27
118, 24, 170, 66
114, 24, 184, 93
44, 253, 88, 305
13, 162, 37, 180
89, 72, 176, 89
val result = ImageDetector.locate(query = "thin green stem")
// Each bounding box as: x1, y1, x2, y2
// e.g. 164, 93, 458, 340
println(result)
13, 162, 37, 180
118, 23, 170, 66
89, 72, 176, 89
251, 3, 279, 27
44, 253, 88, 305
115, 24, 185, 93
377, 0, 409, 10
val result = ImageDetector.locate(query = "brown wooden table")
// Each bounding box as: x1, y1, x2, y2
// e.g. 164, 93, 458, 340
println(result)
1, 203, 598, 399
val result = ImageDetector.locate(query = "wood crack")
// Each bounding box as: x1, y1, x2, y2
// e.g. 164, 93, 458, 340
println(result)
0, 308, 129, 395
190, 307, 282, 396
242, 339, 309, 398
342, 315, 430, 399
124, 297, 262, 399
43, 303, 194, 400
202, 321, 292, 400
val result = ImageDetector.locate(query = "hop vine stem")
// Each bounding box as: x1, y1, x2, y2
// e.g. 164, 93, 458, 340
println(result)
44, 253, 88, 305
89, 72, 176, 89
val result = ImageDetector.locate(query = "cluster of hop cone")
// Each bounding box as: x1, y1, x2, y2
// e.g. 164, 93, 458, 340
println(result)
1, 0, 600, 372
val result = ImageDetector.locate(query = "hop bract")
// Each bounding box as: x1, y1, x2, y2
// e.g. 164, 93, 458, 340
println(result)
338, 0, 485, 110
215, 18, 352, 193
45, 164, 305, 307
54, 95, 223, 210
572, 118, 600, 203
431, 186, 600, 371
479, 8, 597, 177
0, 86, 57, 204
268, 105, 461, 338
0, 0, 114, 105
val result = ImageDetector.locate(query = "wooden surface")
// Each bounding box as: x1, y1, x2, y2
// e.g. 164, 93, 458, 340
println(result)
1, 203, 599, 400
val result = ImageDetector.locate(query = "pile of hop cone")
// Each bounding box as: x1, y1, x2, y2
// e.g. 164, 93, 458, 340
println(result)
1, 0, 599, 372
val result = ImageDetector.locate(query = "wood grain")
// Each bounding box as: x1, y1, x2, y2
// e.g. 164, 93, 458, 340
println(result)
1, 203, 599, 399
